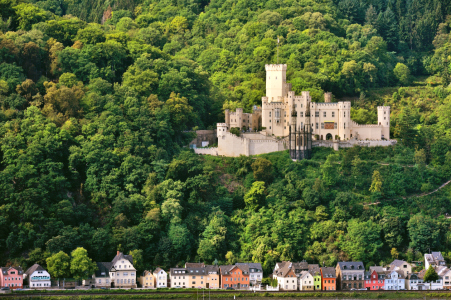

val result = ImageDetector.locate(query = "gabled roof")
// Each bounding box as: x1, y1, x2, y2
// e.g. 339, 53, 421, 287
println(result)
153, 267, 165, 274
187, 266, 206, 275
299, 271, 311, 279
95, 262, 113, 278
205, 265, 219, 274
308, 264, 319, 271
219, 265, 234, 275
292, 262, 308, 271
142, 270, 154, 277
389, 260, 409, 268
236, 263, 263, 272
170, 268, 187, 275
1, 267, 23, 275
25, 264, 46, 277
337, 262, 364, 271
111, 252, 133, 265
320, 267, 336, 278
275, 264, 295, 278
369, 266, 385, 273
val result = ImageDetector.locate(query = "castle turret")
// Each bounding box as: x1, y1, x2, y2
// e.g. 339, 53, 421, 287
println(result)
324, 92, 332, 103
224, 109, 230, 127
217, 123, 227, 138
377, 106, 390, 139
265, 64, 287, 103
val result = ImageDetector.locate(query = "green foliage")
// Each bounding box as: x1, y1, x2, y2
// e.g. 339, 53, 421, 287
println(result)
423, 265, 439, 283
46, 251, 70, 279
70, 247, 97, 279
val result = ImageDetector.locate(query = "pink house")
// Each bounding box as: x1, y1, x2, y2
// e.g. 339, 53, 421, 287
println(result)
0, 267, 24, 289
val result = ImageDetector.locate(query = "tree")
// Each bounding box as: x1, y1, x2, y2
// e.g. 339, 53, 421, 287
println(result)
369, 170, 383, 194
251, 158, 273, 183
341, 219, 383, 262
244, 181, 266, 211
70, 247, 97, 279
198, 210, 229, 262
129, 249, 144, 275
391, 248, 399, 259
46, 251, 70, 279
407, 214, 440, 253
13, 3, 48, 30
393, 63, 412, 86
321, 154, 339, 186
423, 265, 439, 288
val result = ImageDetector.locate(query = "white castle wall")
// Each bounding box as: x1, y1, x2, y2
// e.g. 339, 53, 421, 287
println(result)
312, 139, 397, 149
216, 131, 287, 157
194, 148, 219, 156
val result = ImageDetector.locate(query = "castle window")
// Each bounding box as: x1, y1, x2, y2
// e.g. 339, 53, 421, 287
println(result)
269, 126, 271, 129
321, 123, 324, 129
316, 123, 318, 129
344, 123, 346, 129
269, 112, 271, 117
295, 104, 297, 108
301, 104, 303, 108
315, 112, 319, 117
384, 117, 386, 120
332, 112, 335, 117
387, 122, 388, 126
301, 122, 303, 129
334, 123, 337, 129
323, 112, 326, 117
344, 112, 346, 117
384, 111, 386, 114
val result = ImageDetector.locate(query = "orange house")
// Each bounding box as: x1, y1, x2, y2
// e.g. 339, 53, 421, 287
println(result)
219, 265, 250, 289
320, 267, 336, 291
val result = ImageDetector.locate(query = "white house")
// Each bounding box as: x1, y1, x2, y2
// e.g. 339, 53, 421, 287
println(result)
384, 270, 405, 290
24, 264, 51, 289
298, 271, 314, 291
92, 251, 137, 288
406, 273, 425, 290
153, 268, 167, 288
439, 268, 451, 290
236, 263, 263, 284
425, 252, 446, 270
169, 268, 188, 288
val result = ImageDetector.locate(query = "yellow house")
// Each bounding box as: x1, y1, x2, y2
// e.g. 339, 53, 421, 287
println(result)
139, 270, 155, 288
187, 266, 207, 288
206, 265, 220, 289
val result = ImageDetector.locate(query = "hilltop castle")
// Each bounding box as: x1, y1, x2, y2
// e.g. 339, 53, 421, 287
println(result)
195, 64, 396, 158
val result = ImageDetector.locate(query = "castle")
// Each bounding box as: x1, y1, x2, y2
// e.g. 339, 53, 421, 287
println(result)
194, 64, 396, 158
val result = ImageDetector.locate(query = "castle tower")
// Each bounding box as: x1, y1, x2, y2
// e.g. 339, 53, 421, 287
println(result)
265, 64, 287, 102
324, 92, 332, 103
377, 106, 390, 139
290, 111, 297, 159
224, 109, 230, 128
217, 123, 227, 138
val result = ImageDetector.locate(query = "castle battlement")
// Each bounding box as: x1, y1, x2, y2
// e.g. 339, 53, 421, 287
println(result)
377, 106, 390, 109
265, 64, 287, 71
351, 121, 381, 128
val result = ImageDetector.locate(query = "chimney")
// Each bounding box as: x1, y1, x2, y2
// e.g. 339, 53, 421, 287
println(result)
117, 251, 120, 256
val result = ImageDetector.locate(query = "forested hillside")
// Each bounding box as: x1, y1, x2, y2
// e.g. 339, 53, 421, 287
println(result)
2, 0, 451, 276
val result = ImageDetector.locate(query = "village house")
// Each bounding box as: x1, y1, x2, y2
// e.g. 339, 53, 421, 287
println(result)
439, 268, 451, 290
220, 265, 250, 289
24, 264, 51, 289
387, 260, 412, 276
169, 267, 188, 288
320, 267, 336, 291
153, 268, 167, 288
384, 270, 405, 290
298, 271, 314, 291
0, 267, 23, 290
336, 262, 365, 290
139, 270, 155, 288
406, 273, 424, 290
187, 265, 207, 288
425, 252, 446, 270
92, 251, 136, 288
364, 267, 385, 290
273, 262, 298, 291
309, 265, 321, 290
205, 265, 220, 289
236, 263, 263, 285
